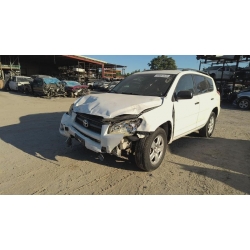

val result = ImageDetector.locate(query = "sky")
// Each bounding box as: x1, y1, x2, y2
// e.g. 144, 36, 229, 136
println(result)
84, 55, 250, 74
84, 55, 199, 73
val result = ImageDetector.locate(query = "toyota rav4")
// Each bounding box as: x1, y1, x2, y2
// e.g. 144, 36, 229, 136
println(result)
59, 69, 220, 171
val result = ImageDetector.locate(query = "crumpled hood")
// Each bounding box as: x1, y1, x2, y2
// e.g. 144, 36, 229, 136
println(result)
73, 93, 163, 118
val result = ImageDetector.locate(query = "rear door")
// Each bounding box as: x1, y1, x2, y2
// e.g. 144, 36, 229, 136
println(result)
173, 74, 200, 137
193, 75, 215, 127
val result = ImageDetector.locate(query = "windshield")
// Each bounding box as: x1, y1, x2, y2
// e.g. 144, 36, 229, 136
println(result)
110, 73, 176, 97
43, 78, 60, 84
64, 81, 80, 86
207, 66, 221, 70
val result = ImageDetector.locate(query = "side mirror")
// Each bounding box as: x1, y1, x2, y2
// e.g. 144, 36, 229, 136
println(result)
177, 90, 193, 100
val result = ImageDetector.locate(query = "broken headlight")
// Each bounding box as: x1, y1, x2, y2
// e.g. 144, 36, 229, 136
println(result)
68, 104, 74, 116
109, 119, 142, 135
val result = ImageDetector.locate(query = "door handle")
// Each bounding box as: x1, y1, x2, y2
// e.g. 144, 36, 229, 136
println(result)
195, 102, 199, 105
211, 98, 214, 100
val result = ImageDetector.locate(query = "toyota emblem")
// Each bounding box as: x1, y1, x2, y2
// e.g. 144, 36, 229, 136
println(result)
82, 119, 88, 127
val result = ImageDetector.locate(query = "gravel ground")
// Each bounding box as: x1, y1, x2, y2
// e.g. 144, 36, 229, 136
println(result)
0, 90, 250, 194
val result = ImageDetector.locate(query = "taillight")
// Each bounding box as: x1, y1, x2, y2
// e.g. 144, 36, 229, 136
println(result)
217, 91, 220, 95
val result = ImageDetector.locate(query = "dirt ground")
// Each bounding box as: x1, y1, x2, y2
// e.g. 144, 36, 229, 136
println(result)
0, 90, 250, 195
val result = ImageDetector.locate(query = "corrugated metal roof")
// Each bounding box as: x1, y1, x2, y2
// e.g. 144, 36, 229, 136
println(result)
75, 55, 107, 64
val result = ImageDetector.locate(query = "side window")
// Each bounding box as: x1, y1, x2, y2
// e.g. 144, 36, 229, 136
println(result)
175, 74, 195, 95
193, 75, 209, 94
206, 77, 214, 92
37, 78, 43, 86
33, 79, 38, 86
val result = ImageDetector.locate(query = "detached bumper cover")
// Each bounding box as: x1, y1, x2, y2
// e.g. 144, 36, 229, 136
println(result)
59, 113, 123, 153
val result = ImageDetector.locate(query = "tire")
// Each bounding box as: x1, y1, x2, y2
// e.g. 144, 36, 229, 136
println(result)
199, 112, 216, 137
135, 128, 167, 172
238, 98, 250, 110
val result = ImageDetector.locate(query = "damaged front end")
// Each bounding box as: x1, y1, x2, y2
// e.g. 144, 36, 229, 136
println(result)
59, 93, 163, 161
59, 108, 147, 160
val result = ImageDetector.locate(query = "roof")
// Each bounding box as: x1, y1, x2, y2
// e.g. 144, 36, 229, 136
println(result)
134, 69, 210, 77
135, 70, 182, 74
63, 55, 126, 68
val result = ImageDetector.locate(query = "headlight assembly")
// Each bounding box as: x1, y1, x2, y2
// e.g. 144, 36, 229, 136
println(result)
109, 119, 142, 135
68, 104, 74, 116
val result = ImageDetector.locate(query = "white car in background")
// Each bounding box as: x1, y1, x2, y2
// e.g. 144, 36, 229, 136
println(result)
8, 76, 33, 93
204, 66, 234, 79
59, 69, 220, 172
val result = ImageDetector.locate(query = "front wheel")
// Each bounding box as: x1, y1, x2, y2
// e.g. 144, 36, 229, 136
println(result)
199, 112, 216, 137
238, 98, 250, 109
135, 128, 167, 172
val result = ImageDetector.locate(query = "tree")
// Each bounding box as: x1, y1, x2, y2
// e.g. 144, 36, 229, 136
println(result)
148, 55, 177, 70
126, 69, 141, 76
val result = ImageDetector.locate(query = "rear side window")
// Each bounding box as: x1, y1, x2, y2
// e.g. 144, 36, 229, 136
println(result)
206, 77, 214, 92
193, 75, 210, 94
175, 74, 195, 95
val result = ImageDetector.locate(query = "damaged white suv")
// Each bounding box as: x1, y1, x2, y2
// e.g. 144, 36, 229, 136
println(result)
59, 69, 220, 171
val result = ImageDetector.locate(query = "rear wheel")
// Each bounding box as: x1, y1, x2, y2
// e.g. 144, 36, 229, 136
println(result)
238, 98, 250, 109
135, 128, 167, 172
199, 112, 216, 137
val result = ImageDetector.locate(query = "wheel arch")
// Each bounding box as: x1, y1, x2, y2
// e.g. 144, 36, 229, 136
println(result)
212, 107, 219, 117
159, 121, 172, 143
239, 96, 250, 101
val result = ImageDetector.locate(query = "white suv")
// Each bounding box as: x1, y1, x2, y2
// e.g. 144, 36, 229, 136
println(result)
59, 69, 220, 171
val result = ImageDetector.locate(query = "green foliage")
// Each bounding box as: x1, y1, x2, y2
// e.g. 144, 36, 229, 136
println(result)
148, 55, 177, 70
126, 69, 141, 76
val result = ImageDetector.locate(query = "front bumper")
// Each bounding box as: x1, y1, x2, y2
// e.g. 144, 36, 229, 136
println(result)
59, 113, 124, 154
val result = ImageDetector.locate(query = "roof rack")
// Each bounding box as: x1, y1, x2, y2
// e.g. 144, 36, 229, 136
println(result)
181, 68, 209, 76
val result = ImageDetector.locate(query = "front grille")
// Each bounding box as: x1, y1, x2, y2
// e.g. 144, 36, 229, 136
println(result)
75, 113, 104, 134
73, 126, 101, 143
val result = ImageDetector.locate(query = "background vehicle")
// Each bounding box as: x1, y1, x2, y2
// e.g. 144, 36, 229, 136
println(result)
31, 76, 62, 96
90, 79, 110, 90
61, 80, 89, 97
204, 66, 234, 79
230, 67, 250, 84
59, 69, 220, 172
7, 76, 32, 93
107, 80, 120, 91
221, 83, 244, 102
233, 88, 250, 109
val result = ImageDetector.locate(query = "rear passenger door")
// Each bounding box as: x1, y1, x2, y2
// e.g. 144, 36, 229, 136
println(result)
193, 75, 215, 127
173, 74, 200, 138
